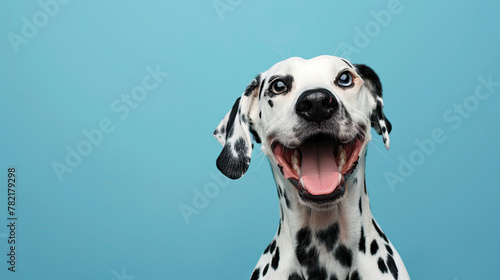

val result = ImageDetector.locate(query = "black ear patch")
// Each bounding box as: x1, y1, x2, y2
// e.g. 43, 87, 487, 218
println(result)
224, 97, 241, 140
216, 138, 251, 180
214, 76, 262, 179
355, 64, 392, 149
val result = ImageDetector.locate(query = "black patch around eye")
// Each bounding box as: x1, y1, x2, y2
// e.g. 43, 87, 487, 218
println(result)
335, 71, 354, 89
268, 99, 274, 107
265, 74, 294, 97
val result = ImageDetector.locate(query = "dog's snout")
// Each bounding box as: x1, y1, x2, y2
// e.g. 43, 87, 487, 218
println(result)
295, 89, 338, 124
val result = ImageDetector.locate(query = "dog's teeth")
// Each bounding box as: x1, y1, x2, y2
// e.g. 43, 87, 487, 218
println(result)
338, 173, 342, 183
292, 150, 301, 174
339, 149, 346, 168
292, 150, 299, 165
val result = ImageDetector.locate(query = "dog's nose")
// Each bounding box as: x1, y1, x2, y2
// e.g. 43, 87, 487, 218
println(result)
295, 89, 338, 124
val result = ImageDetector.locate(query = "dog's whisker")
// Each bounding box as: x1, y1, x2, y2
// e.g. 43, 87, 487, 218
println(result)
333, 42, 342, 56
340, 47, 352, 59
369, 141, 390, 158
274, 48, 287, 60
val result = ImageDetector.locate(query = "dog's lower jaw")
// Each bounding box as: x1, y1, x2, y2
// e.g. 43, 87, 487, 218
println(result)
266, 151, 372, 278
271, 152, 369, 243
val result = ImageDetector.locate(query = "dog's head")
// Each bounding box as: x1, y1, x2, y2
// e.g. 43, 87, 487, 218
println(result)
213, 55, 391, 206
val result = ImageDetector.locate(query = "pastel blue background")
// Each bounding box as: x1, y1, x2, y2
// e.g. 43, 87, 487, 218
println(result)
1, 0, 499, 279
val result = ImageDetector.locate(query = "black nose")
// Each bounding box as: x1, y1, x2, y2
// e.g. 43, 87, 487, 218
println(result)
295, 89, 338, 124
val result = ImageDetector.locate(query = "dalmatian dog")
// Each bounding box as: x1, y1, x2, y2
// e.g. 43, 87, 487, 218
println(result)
213, 55, 410, 280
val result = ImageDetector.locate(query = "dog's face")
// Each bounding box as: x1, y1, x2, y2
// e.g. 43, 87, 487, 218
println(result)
214, 55, 391, 208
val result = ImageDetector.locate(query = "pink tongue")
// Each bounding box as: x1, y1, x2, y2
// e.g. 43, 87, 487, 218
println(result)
300, 141, 340, 195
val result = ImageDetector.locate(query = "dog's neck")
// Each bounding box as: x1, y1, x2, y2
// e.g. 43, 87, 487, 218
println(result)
270, 151, 377, 277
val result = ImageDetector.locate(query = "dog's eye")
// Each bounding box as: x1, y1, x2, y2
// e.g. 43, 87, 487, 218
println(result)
337, 71, 353, 87
270, 80, 288, 94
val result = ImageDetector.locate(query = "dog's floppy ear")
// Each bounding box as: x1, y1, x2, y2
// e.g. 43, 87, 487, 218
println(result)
213, 75, 262, 179
354, 64, 392, 150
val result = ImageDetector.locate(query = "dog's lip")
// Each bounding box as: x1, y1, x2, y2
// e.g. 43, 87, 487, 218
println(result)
272, 134, 364, 203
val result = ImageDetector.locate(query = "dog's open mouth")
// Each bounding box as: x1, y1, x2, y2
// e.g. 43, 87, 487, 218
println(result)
272, 134, 364, 203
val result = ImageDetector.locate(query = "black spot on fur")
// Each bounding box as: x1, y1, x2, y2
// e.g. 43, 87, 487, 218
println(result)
370, 240, 379, 255
271, 247, 280, 269
354, 64, 392, 136
288, 273, 304, 280
359, 227, 366, 254
270, 240, 277, 254
334, 245, 352, 268
364, 177, 367, 194
234, 138, 248, 158
350, 271, 361, 280
220, 125, 225, 134
278, 221, 282, 236
296, 227, 312, 258
241, 114, 247, 123
316, 223, 340, 251
250, 268, 260, 280
259, 111, 262, 118
378, 258, 388, 273
259, 78, 266, 99
358, 198, 362, 215
225, 98, 241, 139
283, 189, 291, 209
387, 254, 399, 279
372, 220, 389, 243
330, 274, 339, 280
277, 185, 282, 198
213, 128, 219, 135
244, 75, 261, 96
353, 177, 358, 184
216, 143, 250, 179
268, 99, 274, 107
263, 264, 269, 276
295, 227, 328, 278
308, 265, 327, 280
263, 243, 271, 254
386, 244, 393, 256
